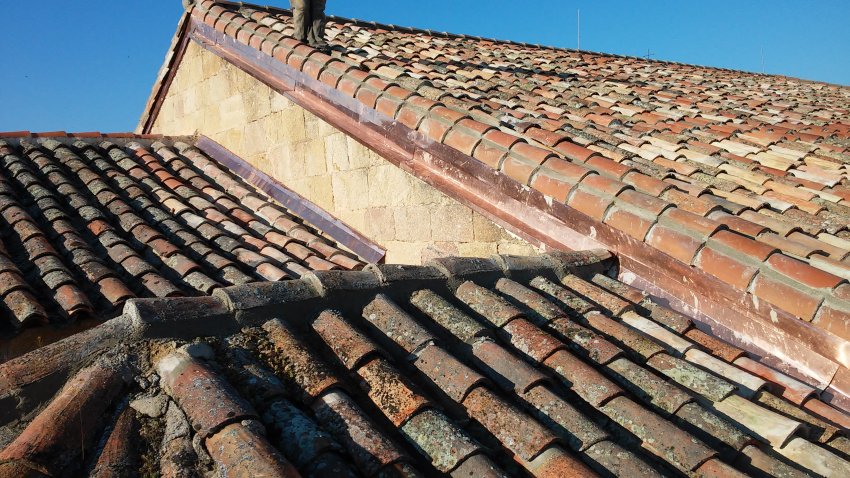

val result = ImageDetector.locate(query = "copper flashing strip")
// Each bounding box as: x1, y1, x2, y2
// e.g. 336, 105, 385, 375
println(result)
195, 135, 386, 264
170, 16, 844, 391
137, 10, 193, 134
185, 21, 603, 253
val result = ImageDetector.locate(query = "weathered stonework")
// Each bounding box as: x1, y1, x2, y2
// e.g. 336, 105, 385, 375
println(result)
151, 41, 537, 264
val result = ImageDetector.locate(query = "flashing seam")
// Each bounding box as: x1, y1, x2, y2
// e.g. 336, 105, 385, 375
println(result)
195, 135, 386, 263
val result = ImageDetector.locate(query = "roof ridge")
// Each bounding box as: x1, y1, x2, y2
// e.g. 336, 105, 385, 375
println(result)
212, 0, 848, 87
0, 251, 613, 391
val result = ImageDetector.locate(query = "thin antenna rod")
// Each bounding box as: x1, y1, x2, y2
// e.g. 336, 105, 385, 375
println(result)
577, 9, 581, 51
761, 47, 765, 74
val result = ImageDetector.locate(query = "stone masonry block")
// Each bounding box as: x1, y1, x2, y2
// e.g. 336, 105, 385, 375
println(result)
202, 106, 224, 134
497, 242, 540, 256
243, 88, 272, 123
457, 242, 499, 258
215, 129, 245, 158
247, 153, 272, 175
307, 176, 335, 211
368, 164, 413, 207
473, 214, 505, 242
269, 142, 305, 182
219, 94, 247, 127
325, 132, 350, 172
243, 120, 272, 157
421, 242, 460, 263
201, 47, 223, 78
278, 108, 307, 144
331, 169, 370, 211
183, 88, 199, 116
431, 204, 474, 242
345, 135, 378, 170
204, 74, 230, 105
304, 140, 328, 177
271, 91, 294, 112
183, 53, 205, 88
365, 207, 396, 241
394, 206, 432, 242
339, 209, 367, 235
383, 241, 429, 265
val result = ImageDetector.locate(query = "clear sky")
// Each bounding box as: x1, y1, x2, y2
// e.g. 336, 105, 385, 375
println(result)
1, 1, 848, 133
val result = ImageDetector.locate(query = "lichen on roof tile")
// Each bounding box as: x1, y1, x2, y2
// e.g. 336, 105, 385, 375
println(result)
173, 0, 850, 349
0, 134, 366, 353
4, 252, 849, 476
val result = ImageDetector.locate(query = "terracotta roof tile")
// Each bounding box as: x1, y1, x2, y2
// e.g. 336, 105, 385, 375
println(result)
175, 0, 850, 341
751, 271, 825, 321
7, 251, 849, 475
0, 356, 129, 475
601, 395, 715, 471
0, 135, 366, 346
313, 310, 383, 369
737, 444, 812, 478
766, 253, 846, 290
10, 0, 848, 473
500, 317, 566, 363
413, 343, 487, 403
685, 328, 746, 363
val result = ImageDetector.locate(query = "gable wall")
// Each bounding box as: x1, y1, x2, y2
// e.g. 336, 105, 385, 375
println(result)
151, 41, 537, 264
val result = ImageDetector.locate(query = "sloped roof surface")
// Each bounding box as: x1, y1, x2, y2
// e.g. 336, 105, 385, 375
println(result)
2, 252, 849, 477
181, 1, 850, 345
0, 133, 362, 339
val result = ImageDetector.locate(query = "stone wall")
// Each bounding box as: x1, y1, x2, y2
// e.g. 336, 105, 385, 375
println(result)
151, 41, 538, 264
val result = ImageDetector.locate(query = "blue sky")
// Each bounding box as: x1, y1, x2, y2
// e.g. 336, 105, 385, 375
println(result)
1, 1, 848, 133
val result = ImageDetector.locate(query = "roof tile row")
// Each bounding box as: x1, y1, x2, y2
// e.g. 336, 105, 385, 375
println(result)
185, 1, 850, 343
5, 251, 849, 477
0, 134, 363, 340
